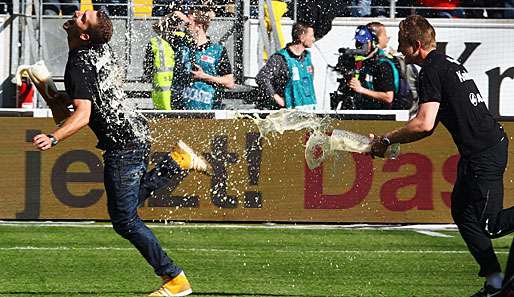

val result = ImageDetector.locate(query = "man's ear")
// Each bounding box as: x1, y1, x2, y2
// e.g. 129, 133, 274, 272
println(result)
415, 40, 422, 52
79, 32, 90, 42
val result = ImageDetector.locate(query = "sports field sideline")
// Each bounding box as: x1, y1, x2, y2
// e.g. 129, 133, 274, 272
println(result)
0, 222, 511, 297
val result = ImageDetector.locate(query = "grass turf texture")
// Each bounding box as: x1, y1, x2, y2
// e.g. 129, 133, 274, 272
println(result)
0, 224, 511, 297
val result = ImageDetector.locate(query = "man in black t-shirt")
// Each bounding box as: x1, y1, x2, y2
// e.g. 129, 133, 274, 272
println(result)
370, 15, 514, 297
31, 10, 211, 297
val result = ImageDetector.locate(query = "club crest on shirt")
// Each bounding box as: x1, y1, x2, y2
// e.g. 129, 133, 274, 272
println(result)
469, 92, 485, 106
307, 65, 313, 74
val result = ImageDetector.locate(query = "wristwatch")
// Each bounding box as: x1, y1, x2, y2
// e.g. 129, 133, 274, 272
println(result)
380, 136, 391, 147
47, 134, 59, 147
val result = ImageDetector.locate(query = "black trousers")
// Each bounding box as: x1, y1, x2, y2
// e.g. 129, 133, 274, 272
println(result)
451, 136, 514, 277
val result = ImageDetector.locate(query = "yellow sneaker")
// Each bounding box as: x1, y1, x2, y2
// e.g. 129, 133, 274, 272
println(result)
149, 272, 192, 297
170, 140, 212, 174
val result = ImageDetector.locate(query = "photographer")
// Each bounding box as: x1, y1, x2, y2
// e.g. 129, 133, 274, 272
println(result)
347, 24, 396, 110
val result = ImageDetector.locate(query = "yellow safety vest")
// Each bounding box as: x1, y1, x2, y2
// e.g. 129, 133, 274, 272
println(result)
150, 36, 174, 110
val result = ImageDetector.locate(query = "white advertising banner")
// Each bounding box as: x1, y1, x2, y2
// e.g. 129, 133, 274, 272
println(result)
248, 19, 514, 117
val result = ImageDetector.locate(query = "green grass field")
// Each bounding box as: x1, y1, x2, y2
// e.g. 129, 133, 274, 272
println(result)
0, 223, 511, 297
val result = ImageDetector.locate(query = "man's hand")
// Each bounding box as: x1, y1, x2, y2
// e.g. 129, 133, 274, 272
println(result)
369, 134, 388, 158
33, 134, 55, 151
173, 11, 189, 23
273, 94, 285, 107
349, 77, 364, 94
191, 64, 208, 81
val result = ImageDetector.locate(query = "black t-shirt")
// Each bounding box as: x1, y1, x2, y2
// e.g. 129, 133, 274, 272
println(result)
64, 44, 150, 151
418, 50, 504, 157
358, 58, 395, 109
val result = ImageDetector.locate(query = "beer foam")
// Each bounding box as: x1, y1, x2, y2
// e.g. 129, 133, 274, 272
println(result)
79, 44, 150, 146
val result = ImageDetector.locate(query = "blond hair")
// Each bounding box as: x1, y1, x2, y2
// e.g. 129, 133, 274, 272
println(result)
189, 10, 215, 32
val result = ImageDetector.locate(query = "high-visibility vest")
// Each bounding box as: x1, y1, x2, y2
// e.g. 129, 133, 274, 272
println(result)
150, 36, 174, 110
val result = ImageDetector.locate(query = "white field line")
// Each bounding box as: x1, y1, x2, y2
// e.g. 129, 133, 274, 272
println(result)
415, 230, 454, 238
0, 221, 459, 232
0, 246, 506, 254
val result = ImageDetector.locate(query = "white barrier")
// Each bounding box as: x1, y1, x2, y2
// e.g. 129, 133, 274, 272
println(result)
0, 15, 11, 105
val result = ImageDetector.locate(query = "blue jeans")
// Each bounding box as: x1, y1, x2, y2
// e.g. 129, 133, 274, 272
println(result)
103, 143, 185, 277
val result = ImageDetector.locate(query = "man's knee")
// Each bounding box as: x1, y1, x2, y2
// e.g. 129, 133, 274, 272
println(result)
112, 219, 141, 239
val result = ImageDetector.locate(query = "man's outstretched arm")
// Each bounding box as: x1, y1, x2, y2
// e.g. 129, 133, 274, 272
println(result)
33, 99, 91, 151
370, 101, 439, 157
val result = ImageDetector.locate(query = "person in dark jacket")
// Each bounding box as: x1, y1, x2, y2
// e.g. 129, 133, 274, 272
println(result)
255, 22, 316, 110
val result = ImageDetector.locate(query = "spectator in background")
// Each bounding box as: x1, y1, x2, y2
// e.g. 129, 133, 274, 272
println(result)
256, 22, 316, 110
352, 0, 372, 17
43, 0, 79, 15
415, 0, 464, 18
143, 14, 178, 110
172, 10, 234, 110
352, 0, 403, 17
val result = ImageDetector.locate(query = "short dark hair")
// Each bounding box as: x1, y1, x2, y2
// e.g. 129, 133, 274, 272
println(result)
88, 10, 113, 44
399, 15, 435, 49
291, 22, 312, 44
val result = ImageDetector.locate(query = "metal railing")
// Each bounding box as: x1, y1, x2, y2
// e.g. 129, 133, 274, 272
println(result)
248, 0, 514, 19
10, 0, 246, 79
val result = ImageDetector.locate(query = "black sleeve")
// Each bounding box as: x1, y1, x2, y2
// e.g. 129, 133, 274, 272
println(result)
64, 64, 95, 101
418, 65, 442, 104
255, 53, 288, 99
217, 47, 233, 76
142, 42, 153, 83
373, 62, 395, 92
168, 31, 191, 49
